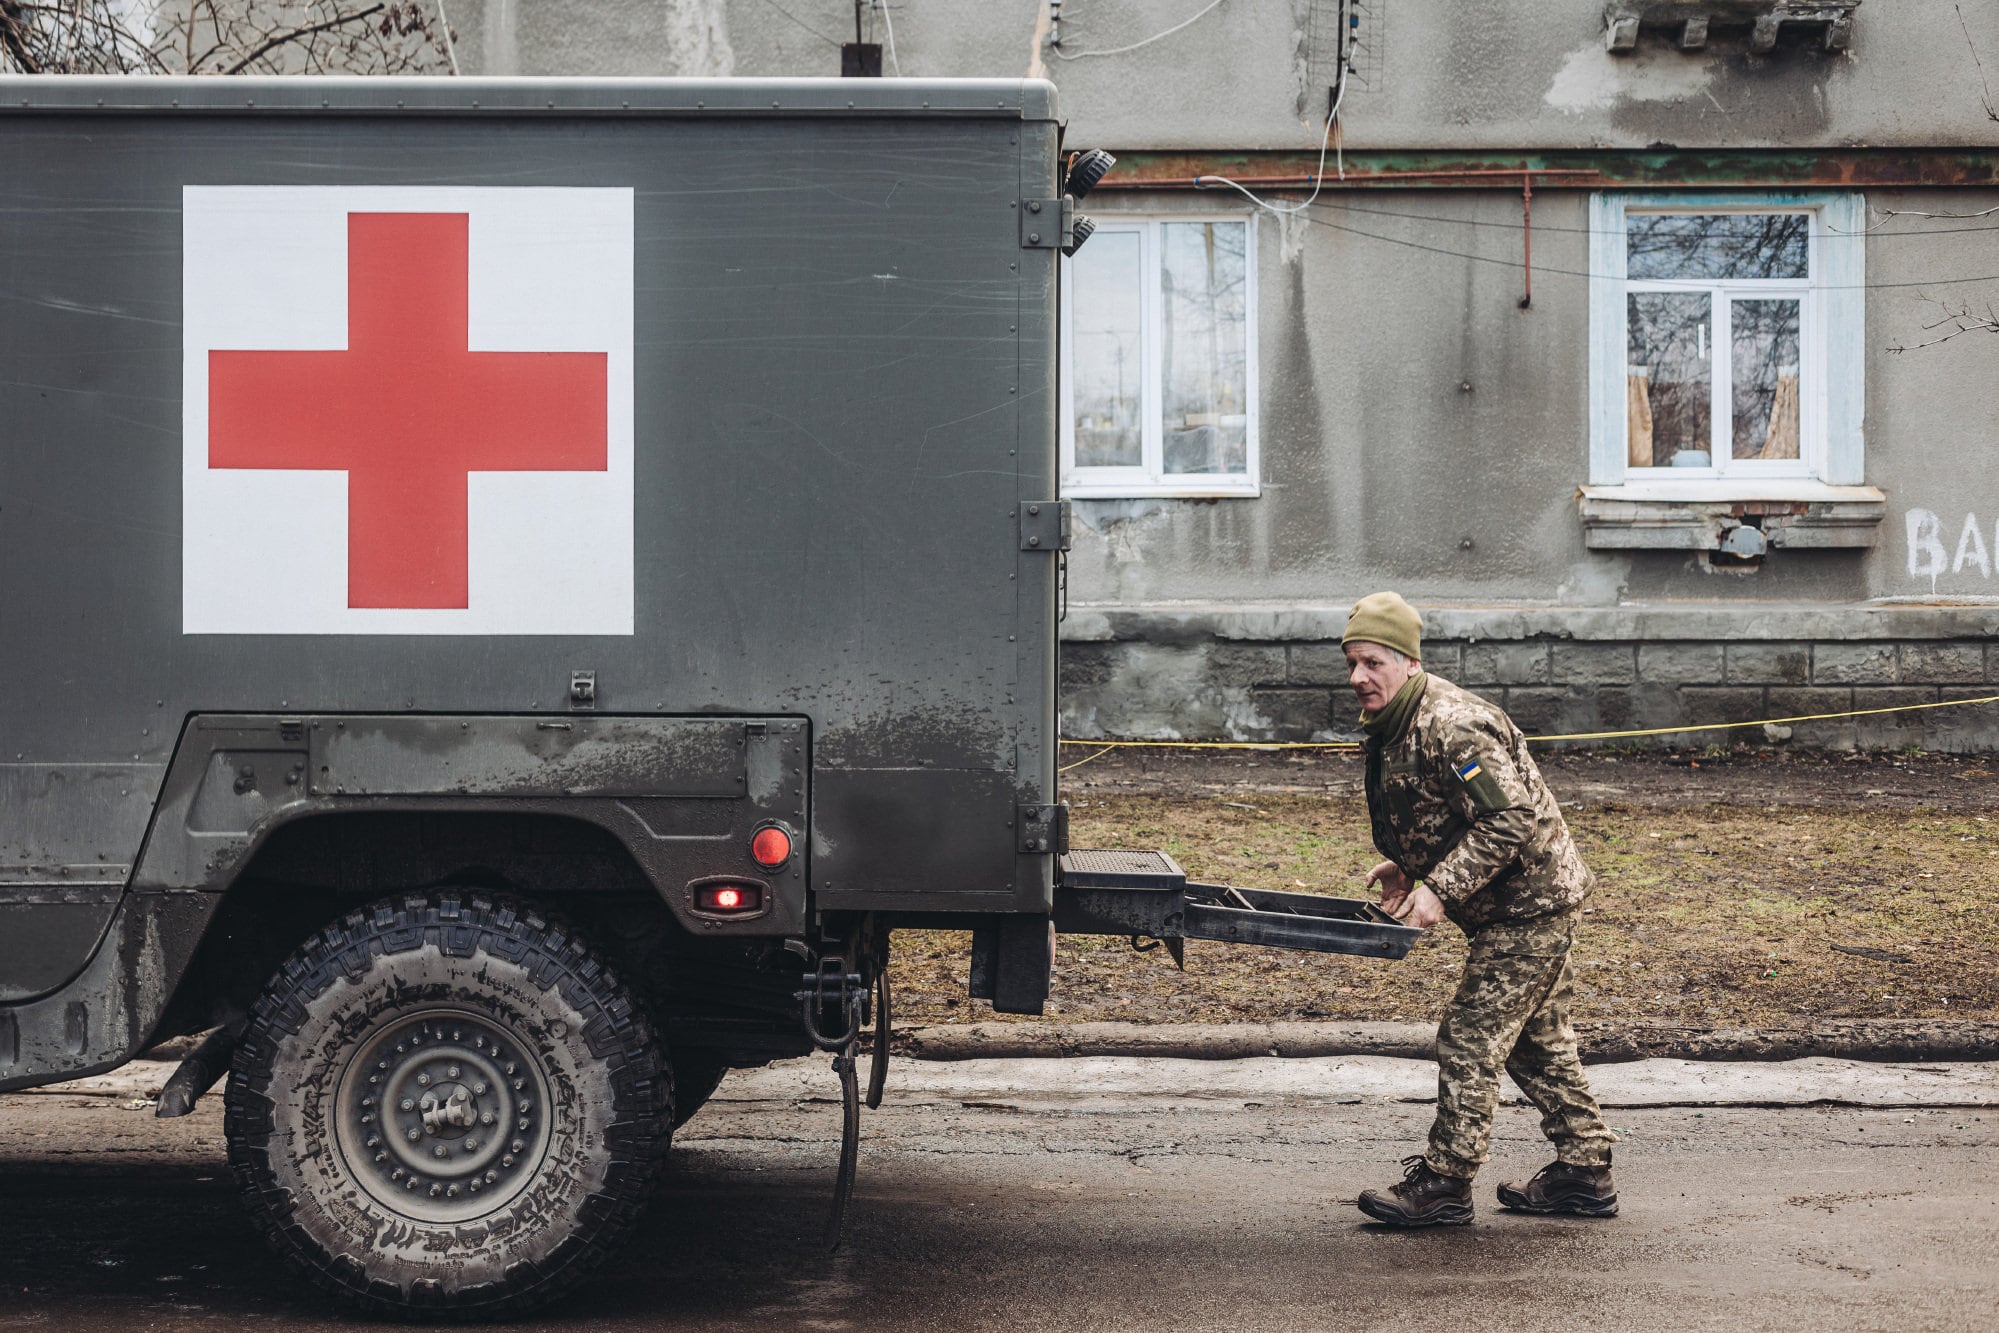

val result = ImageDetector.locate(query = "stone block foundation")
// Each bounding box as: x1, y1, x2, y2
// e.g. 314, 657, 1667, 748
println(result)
1059, 604, 1999, 752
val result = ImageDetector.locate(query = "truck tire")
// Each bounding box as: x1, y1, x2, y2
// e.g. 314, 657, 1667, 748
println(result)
223, 892, 670, 1317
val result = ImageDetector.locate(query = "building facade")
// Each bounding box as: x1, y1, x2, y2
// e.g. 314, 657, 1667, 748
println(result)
447, 0, 1999, 749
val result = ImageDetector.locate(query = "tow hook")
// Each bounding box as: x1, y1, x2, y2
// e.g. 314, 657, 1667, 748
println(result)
796, 957, 868, 1052
795, 957, 875, 1253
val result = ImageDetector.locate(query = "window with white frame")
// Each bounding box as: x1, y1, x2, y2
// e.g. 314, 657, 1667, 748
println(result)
1588, 193, 1865, 491
1061, 216, 1258, 497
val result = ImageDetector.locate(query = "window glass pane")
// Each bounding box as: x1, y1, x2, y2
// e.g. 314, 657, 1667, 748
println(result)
1731, 297, 1802, 461
1627, 213, 1808, 281
1627, 292, 1712, 467
1159, 221, 1248, 475
1070, 230, 1143, 468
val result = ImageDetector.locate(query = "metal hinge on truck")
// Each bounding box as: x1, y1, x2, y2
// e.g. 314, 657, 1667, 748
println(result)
1019, 197, 1073, 250
1017, 803, 1069, 855
1017, 501, 1070, 552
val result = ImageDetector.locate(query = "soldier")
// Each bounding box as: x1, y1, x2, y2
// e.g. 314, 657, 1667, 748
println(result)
1341, 592, 1620, 1226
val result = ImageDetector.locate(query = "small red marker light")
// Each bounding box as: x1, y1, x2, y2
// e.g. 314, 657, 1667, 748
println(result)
694, 881, 763, 914
750, 826, 792, 868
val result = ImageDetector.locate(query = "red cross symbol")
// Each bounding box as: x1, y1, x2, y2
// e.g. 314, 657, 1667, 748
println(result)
208, 212, 608, 610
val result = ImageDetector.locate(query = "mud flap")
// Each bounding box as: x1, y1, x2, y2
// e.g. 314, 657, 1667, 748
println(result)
968, 916, 1055, 1015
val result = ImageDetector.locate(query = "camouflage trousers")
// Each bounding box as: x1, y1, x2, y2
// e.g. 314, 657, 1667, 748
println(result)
1423, 912, 1618, 1179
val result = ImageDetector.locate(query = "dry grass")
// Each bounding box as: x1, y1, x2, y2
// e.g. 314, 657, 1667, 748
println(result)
888, 794, 1999, 1028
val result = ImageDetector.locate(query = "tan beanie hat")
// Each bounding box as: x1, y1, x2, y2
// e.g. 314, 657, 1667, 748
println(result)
1340, 592, 1423, 661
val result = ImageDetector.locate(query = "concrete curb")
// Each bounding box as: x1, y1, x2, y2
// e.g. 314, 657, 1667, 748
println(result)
895, 1019, 1999, 1065
711, 1054, 1999, 1109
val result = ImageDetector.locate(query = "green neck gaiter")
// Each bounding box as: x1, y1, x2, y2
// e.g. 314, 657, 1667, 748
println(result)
1361, 671, 1427, 745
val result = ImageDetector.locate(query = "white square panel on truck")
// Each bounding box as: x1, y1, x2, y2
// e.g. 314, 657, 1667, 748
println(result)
182, 186, 634, 634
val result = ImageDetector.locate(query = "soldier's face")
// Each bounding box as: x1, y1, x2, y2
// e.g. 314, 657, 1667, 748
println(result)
1344, 642, 1422, 713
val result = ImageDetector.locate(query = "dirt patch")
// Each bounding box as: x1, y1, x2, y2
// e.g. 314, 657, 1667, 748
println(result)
887, 750, 1999, 1031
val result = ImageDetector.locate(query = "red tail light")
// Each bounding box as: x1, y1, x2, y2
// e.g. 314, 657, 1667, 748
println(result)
695, 882, 763, 914
750, 826, 793, 869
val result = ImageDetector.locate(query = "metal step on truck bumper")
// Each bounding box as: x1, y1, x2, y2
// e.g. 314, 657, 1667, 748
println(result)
1052, 850, 1422, 960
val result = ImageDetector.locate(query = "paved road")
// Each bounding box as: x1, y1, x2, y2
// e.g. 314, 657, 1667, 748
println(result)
3, 1057, 1995, 1332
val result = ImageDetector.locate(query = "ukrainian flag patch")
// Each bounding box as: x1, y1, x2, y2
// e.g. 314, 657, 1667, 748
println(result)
1455, 755, 1507, 812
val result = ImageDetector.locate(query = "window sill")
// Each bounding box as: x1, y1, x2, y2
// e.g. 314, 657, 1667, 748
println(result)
1577, 482, 1886, 551
1063, 481, 1261, 500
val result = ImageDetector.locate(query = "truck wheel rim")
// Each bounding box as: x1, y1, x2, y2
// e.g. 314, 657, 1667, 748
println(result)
334, 1010, 551, 1224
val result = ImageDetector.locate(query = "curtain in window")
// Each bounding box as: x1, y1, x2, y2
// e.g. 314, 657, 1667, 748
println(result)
1626, 367, 1654, 468
1758, 373, 1800, 460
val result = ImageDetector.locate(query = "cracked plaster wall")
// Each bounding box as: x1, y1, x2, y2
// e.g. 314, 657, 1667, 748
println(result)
435, 3, 1999, 626
448, 2, 1997, 149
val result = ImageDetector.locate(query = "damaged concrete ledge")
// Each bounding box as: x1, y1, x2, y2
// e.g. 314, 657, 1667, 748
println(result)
1062, 600, 1999, 646
1577, 483, 1887, 551
898, 1019, 1999, 1066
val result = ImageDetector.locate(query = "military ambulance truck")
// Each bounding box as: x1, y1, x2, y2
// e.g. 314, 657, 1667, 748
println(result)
0, 75, 1417, 1316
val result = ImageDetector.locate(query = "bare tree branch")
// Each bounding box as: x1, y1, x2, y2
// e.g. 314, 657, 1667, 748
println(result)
1888, 295, 1999, 353
3, 0, 449, 76
0, 3, 46, 73
222, 2, 383, 74
1958, 3, 1999, 122
6, 0, 171, 71
1879, 204, 1999, 223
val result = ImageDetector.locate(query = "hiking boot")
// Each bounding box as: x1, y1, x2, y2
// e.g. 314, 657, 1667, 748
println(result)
1496, 1160, 1618, 1217
1356, 1155, 1474, 1227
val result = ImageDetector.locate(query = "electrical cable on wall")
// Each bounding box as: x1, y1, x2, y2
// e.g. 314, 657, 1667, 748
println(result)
759, 0, 845, 47
1055, 0, 1223, 59
1200, 95, 1340, 217
1291, 199, 1999, 241
1283, 207, 1999, 292
875, 0, 900, 75
1194, 0, 1357, 215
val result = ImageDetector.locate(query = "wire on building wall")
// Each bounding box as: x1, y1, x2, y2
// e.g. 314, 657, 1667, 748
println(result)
875, 0, 900, 74
758, 0, 844, 47
1049, 0, 1227, 60
1189, 0, 1358, 214
1267, 198, 1999, 242
1285, 206, 1999, 292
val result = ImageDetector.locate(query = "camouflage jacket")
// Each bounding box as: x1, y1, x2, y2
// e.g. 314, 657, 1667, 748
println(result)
1363, 674, 1593, 933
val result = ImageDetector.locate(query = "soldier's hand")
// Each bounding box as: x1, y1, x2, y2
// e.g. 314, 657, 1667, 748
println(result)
1367, 860, 1412, 913
1390, 883, 1444, 929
